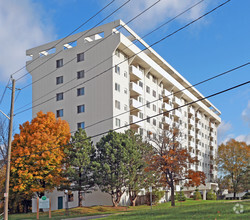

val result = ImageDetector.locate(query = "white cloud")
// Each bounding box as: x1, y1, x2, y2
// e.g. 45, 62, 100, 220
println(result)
235, 134, 250, 145
217, 121, 232, 144
0, 0, 55, 82
112, 0, 209, 33
242, 100, 250, 127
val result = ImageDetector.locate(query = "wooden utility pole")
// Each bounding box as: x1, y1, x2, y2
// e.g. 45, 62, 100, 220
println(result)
4, 78, 15, 220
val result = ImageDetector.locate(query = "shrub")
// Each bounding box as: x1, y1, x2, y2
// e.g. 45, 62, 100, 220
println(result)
176, 190, 186, 201
146, 190, 165, 205
242, 192, 250, 200
193, 189, 202, 200
206, 190, 217, 200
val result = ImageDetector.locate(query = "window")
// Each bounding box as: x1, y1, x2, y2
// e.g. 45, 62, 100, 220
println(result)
146, 73, 150, 79
139, 81, 143, 88
115, 118, 121, 127
56, 92, 63, 101
77, 104, 85, 113
124, 104, 128, 111
115, 49, 120, 57
152, 90, 156, 97
68, 193, 74, 202
139, 112, 143, 119
56, 59, 63, 68
77, 87, 85, 96
139, 97, 143, 103
152, 75, 157, 83
56, 109, 63, 118
124, 71, 127, 78
124, 88, 128, 94
146, 101, 150, 108
77, 70, 85, 79
115, 100, 120, 109
147, 116, 150, 123
146, 86, 150, 93
153, 119, 156, 126
153, 104, 156, 112
77, 52, 84, 62
139, 128, 143, 136
56, 76, 63, 85
115, 83, 120, 92
153, 133, 156, 139
77, 122, 85, 129
147, 131, 151, 138
115, 65, 120, 74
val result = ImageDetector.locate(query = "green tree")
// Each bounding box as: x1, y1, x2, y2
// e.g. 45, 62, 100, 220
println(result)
93, 131, 131, 207
176, 188, 186, 201
217, 139, 249, 199
193, 189, 201, 200
125, 130, 156, 206
63, 128, 95, 207
206, 190, 216, 200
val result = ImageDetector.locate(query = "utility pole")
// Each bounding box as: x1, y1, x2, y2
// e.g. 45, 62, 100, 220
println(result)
4, 78, 15, 220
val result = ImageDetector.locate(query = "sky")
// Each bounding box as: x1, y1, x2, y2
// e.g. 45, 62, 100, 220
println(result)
0, 0, 249, 144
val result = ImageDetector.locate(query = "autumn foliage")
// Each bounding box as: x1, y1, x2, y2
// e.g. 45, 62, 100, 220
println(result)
147, 127, 206, 206
10, 111, 71, 197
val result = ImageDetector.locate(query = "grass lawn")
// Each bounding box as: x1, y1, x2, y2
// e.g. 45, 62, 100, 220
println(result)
8, 200, 249, 220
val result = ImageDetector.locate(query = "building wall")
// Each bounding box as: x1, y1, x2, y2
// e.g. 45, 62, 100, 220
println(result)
27, 20, 221, 209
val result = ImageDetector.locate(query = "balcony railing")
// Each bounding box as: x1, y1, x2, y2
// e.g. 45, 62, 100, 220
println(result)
130, 65, 143, 81
130, 98, 142, 111
196, 134, 201, 140
196, 112, 202, 120
162, 103, 172, 111
189, 141, 195, 148
188, 130, 195, 137
130, 82, 143, 96
162, 116, 172, 125
188, 118, 195, 126
173, 96, 182, 106
173, 109, 182, 118
196, 123, 201, 130
162, 89, 172, 98
130, 115, 143, 127
188, 107, 195, 115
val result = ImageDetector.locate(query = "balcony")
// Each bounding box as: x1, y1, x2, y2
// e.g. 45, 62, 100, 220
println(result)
188, 130, 195, 137
189, 141, 195, 148
173, 96, 182, 106
130, 98, 142, 111
130, 115, 143, 128
162, 116, 172, 125
130, 82, 143, 96
210, 122, 216, 130
196, 112, 201, 120
162, 103, 172, 111
188, 118, 195, 126
162, 89, 172, 99
130, 65, 143, 81
188, 107, 195, 115
210, 146, 214, 151
196, 123, 201, 130
173, 109, 182, 118
196, 133, 201, 140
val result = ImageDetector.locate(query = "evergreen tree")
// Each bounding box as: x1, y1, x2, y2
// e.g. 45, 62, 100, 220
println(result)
63, 128, 95, 207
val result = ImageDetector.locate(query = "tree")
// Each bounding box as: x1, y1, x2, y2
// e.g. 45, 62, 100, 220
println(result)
125, 130, 156, 206
193, 189, 201, 200
217, 139, 250, 199
62, 128, 95, 207
10, 111, 71, 199
0, 115, 11, 160
147, 126, 206, 207
93, 131, 131, 207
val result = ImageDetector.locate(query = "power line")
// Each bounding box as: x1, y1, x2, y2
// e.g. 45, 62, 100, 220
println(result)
10, 0, 116, 78
0, 78, 11, 106
15, 0, 232, 115
15, 0, 132, 83
11, 80, 250, 161
15, 0, 205, 113
18, 0, 161, 89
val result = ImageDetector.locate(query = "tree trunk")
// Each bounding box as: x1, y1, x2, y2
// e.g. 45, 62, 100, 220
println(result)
129, 190, 137, 206
78, 191, 82, 207
170, 185, 175, 207
111, 191, 122, 207
233, 191, 236, 200
132, 199, 136, 207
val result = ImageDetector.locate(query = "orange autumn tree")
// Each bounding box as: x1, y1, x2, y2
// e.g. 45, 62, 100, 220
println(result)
10, 111, 71, 198
147, 127, 206, 207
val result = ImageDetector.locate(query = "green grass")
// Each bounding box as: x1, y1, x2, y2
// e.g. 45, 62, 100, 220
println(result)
103, 200, 250, 220
7, 200, 250, 220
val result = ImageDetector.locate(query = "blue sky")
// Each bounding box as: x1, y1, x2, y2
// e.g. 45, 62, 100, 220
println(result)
0, 0, 249, 144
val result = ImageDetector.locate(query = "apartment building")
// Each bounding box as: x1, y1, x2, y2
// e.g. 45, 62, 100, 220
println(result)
26, 20, 221, 209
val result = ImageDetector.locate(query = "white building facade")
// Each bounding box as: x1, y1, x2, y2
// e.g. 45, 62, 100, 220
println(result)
26, 20, 221, 209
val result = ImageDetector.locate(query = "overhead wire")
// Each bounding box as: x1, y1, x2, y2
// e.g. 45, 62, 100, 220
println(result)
14, 0, 205, 113
11, 79, 250, 161
14, 0, 232, 116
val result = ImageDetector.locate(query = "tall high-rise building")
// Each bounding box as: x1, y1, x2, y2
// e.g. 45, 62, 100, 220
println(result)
27, 20, 221, 208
